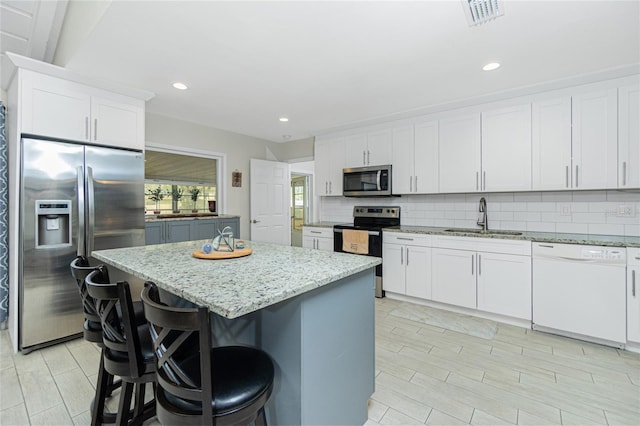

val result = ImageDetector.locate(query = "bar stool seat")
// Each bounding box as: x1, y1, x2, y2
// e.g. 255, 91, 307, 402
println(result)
141, 282, 274, 425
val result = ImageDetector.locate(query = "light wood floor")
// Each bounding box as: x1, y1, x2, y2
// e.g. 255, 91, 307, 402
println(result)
1, 298, 639, 425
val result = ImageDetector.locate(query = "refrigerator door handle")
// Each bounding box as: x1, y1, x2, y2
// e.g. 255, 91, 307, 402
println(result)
77, 166, 85, 256
87, 166, 96, 256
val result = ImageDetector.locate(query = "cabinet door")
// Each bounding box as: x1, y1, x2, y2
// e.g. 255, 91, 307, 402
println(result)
414, 120, 439, 194
619, 84, 640, 188
302, 235, 316, 249
21, 72, 91, 141
316, 237, 334, 252
438, 113, 481, 193
145, 222, 163, 245
366, 128, 392, 166
91, 96, 144, 150
192, 219, 219, 241
345, 133, 368, 167
532, 97, 572, 190
220, 218, 240, 238
391, 125, 414, 194
477, 252, 531, 320
315, 137, 345, 196
382, 243, 406, 294
482, 104, 532, 192
432, 248, 476, 308
572, 89, 618, 189
166, 221, 191, 243
628, 265, 640, 343
405, 245, 431, 299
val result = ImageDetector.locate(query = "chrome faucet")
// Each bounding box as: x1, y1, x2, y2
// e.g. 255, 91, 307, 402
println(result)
477, 197, 488, 231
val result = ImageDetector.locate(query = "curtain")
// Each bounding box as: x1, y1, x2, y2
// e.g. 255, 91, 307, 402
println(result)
0, 102, 7, 327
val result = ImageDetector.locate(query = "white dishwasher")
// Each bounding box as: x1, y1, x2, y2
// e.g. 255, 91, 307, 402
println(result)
532, 242, 627, 347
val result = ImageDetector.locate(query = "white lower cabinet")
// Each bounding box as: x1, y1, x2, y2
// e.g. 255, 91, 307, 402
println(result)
628, 248, 640, 344
383, 232, 431, 299
476, 252, 531, 320
431, 248, 477, 309
302, 226, 334, 251
431, 236, 532, 319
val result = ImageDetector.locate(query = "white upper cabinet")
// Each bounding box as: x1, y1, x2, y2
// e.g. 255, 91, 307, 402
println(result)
438, 113, 481, 193
481, 104, 532, 192
532, 97, 572, 190
391, 121, 438, 195
345, 128, 392, 167
315, 136, 345, 196
572, 88, 618, 190
619, 83, 640, 188
19, 70, 145, 150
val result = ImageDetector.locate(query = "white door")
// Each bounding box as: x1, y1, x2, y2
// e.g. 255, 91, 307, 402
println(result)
438, 113, 481, 193
481, 104, 532, 192
532, 97, 572, 190
382, 243, 406, 294
250, 159, 291, 245
405, 245, 431, 300
432, 248, 477, 309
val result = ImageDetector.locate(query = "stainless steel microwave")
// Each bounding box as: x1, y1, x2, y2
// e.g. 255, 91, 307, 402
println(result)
343, 165, 392, 197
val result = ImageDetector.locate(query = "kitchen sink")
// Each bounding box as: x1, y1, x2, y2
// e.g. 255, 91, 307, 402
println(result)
444, 228, 523, 236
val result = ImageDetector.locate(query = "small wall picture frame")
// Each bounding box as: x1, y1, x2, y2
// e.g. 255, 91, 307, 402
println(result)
232, 170, 242, 187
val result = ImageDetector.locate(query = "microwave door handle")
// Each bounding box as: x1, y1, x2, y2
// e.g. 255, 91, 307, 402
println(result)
376, 170, 382, 191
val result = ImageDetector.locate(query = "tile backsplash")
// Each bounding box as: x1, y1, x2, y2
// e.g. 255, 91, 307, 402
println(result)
319, 190, 640, 236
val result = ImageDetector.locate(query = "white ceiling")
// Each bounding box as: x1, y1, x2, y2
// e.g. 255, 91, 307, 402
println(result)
6, 1, 640, 143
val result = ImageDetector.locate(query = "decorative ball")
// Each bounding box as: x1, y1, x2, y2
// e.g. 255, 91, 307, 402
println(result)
202, 242, 213, 254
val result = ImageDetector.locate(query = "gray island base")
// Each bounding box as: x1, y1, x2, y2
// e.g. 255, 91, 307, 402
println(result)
92, 240, 381, 425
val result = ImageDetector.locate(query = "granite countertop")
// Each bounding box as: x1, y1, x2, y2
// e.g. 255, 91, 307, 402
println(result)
302, 221, 346, 228
386, 225, 640, 248
145, 214, 240, 222
92, 240, 380, 319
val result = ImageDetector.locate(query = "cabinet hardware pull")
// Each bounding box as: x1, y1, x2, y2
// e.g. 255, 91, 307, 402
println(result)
310, 231, 321, 234
538, 244, 554, 248
406, 247, 409, 266
471, 254, 474, 275
633, 270, 636, 297
329, 181, 332, 194
623, 161, 627, 186
397, 237, 414, 241
414, 176, 418, 192
94, 118, 98, 140
325, 181, 328, 194
476, 172, 479, 191
575, 165, 579, 188
478, 254, 481, 275
367, 150, 370, 165
483, 171, 486, 191
363, 151, 366, 165
409, 176, 412, 192
400, 247, 404, 265
565, 166, 569, 188
85, 117, 89, 140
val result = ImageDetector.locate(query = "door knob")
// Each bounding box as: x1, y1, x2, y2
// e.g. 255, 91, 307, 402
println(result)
251, 219, 260, 224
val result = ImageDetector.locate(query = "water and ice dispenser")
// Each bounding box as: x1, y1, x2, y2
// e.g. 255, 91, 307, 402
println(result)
35, 200, 72, 248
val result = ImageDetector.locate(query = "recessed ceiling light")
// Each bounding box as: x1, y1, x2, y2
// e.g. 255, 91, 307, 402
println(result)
482, 62, 501, 71
172, 82, 188, 90
279, 117, 289, 122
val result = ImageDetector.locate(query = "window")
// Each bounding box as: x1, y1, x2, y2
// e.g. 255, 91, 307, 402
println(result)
144, 150, 219, 215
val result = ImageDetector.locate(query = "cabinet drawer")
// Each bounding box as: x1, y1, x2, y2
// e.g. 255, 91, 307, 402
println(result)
302, 226, 334, 239
384, 232, 431, 246
433, 235, 531, 255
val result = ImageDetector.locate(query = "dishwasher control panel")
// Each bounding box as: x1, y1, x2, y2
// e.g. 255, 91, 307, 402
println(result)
581, 248, 625, 260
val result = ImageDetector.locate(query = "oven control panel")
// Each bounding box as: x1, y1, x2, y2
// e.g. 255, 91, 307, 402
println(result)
353, 206, 400, 218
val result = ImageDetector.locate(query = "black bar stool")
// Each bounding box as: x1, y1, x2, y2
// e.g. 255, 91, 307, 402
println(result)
86, 266, 156, 426
141, 282, 275, 425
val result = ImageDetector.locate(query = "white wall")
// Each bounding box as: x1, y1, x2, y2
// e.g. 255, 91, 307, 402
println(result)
320, 190, 640, 237
145, 112, 283, 239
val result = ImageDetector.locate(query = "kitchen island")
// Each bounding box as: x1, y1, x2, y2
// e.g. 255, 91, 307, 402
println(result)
92, 240, 380, 425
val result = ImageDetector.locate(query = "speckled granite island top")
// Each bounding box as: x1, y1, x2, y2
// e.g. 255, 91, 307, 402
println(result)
386, 226, 640, 248
92, 240, 380, 319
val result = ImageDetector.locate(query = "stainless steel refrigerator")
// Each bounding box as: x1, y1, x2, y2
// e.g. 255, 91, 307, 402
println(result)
20, 135, 144, 351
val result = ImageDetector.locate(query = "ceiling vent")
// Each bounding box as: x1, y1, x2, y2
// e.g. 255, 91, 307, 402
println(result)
462, 0, 504, 26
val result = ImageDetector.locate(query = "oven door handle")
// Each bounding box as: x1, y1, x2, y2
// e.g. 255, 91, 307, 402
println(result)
334, 229, 380, 236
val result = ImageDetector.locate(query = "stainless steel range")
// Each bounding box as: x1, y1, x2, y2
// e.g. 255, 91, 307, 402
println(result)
333, 206, 400, 298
